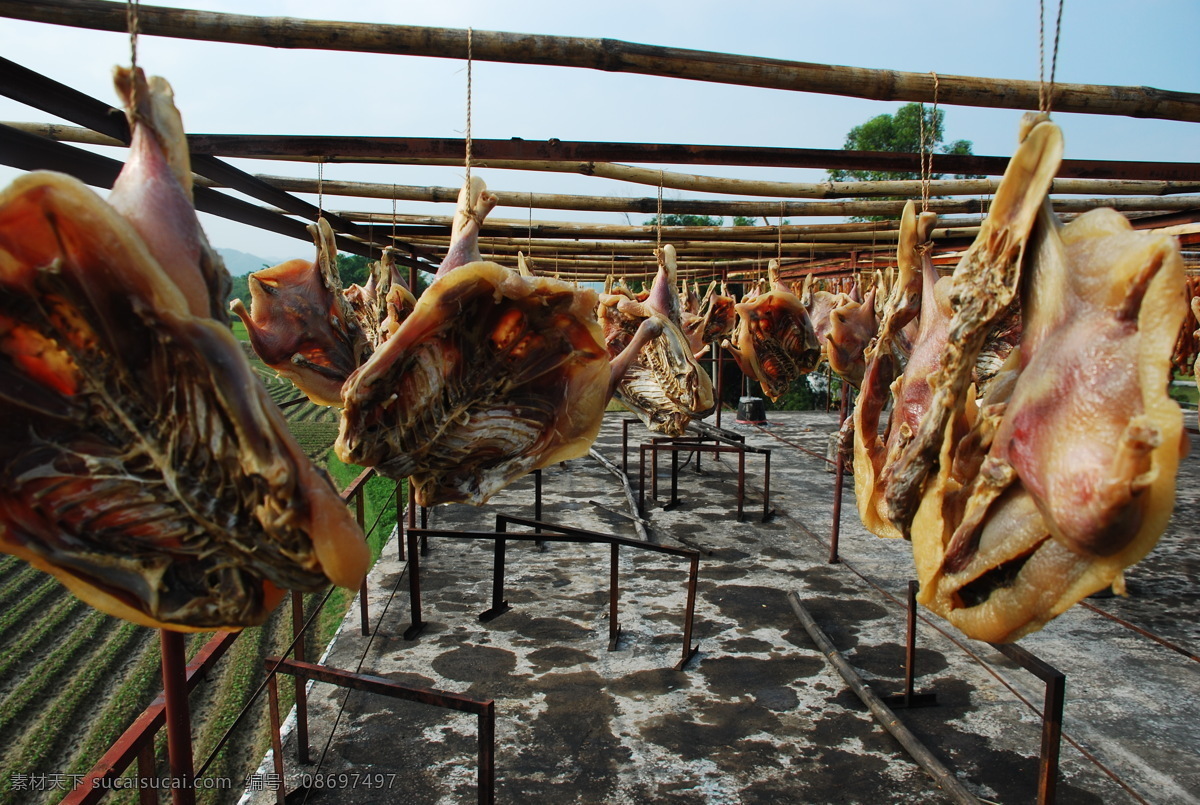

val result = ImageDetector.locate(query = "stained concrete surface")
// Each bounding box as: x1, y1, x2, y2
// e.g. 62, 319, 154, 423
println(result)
245, 411, 1200, 804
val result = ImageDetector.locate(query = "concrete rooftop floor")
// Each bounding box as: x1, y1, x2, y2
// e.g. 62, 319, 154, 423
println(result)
246, 410, 1200, 805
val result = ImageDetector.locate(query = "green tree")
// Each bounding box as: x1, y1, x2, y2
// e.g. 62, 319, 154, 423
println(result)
644, 214, 723, 227
732, 216, 757, 227
337, 253, 371, 287
827, 102, 975, 183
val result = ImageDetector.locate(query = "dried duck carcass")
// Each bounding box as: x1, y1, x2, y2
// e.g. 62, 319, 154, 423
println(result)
338, 177, 638, 507
723, 260, 820, 401
680, 279, 737, 359
827, 284, 879, 388
599, 244, 717, 436
0, 68, 369, 631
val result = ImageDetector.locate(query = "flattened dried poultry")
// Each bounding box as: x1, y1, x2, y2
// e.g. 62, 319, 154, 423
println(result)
723, 260, 819, 402
602, 244, 716, 436
337, 177, 612, 506
0, 69, 368, 631
827, 286, 878, 387
886, 114, 1063, 533
232, 218, 369, 407
852, 201, 944, 540
912, 202, 1186, 642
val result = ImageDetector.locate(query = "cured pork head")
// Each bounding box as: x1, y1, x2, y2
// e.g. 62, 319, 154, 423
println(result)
231, 218, 369, 407
723, 260, 819, 402
337, 177, 611, 506
885, 114, 1063, 534
0, 71, 368, 631
605, 245, 717, 436
827, 287, 879, 388
911, 202, 1186, 642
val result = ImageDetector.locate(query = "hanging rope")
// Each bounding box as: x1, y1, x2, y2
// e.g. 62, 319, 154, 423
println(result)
126, 0, 140, 73
777, 200, 784, 264
920, 72, 939, 213
528, 192, 534, 260
317, 158, 324, 219
1039, 0, 1065, 113
125, 0, 141, 110
464, 27, 474, 192
656, 171, 664, 252
391, 185, 397, 245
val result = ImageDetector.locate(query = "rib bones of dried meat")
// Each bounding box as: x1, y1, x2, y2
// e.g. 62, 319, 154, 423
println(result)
723, 260, 819, 402
0, 68, 368, 631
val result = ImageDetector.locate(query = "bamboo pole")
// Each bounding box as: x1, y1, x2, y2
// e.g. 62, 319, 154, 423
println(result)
11, 121, 1200, 191
342, 214, 980, 244
13, 120, 1198, 200
3, 0, 1197, 122
415, 237, 886, 256
258, 175, 1200, 217
788, 593, 982, 805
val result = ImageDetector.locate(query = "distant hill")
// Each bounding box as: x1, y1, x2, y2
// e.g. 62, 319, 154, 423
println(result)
217, 247, 278, 276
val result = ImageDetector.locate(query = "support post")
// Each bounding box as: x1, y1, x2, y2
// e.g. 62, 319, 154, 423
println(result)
159, 630, 195, 805
356, 489, 369, 635
608, 543, 621, 650
829, 383, 849, 564
290, 593, 310, 763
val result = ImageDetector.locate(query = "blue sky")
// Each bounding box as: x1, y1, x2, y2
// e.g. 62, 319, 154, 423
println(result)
1, 0, 1197, 261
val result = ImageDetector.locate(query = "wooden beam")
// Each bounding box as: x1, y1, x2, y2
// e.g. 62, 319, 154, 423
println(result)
12, 121, 1200, 195
264, 175, 1200, 217
185, 135, 1200, 182
3, 0, 1197, 122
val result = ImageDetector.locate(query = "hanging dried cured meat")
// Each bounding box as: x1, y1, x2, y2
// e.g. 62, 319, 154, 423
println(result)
885, 114, 1063, 533
343, 246, 417, 349
912, 200, 1186, 642
827, 286, 879, 387
697, 281, 737, 347
0, 68, 369, 631
723, 260, 819, 401
852, 201, 945, 540
337, 177, 617, 506
601, 244, 716, 436
681, 279, 735, 358
231, 218, 369, 407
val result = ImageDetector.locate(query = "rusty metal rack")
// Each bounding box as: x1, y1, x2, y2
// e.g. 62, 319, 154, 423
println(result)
880, 580, 1066, 805
264, 657, 496, 805
402, 514, 701, 670
621, 418, 774, 522
986, 642, 1066, 805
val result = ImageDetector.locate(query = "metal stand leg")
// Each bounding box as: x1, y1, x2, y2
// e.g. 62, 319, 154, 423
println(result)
159, 631, 195, 805
881, 581, 938, 709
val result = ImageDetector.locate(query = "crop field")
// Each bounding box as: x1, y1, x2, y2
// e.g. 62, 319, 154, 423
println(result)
0, 342, 398, 805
